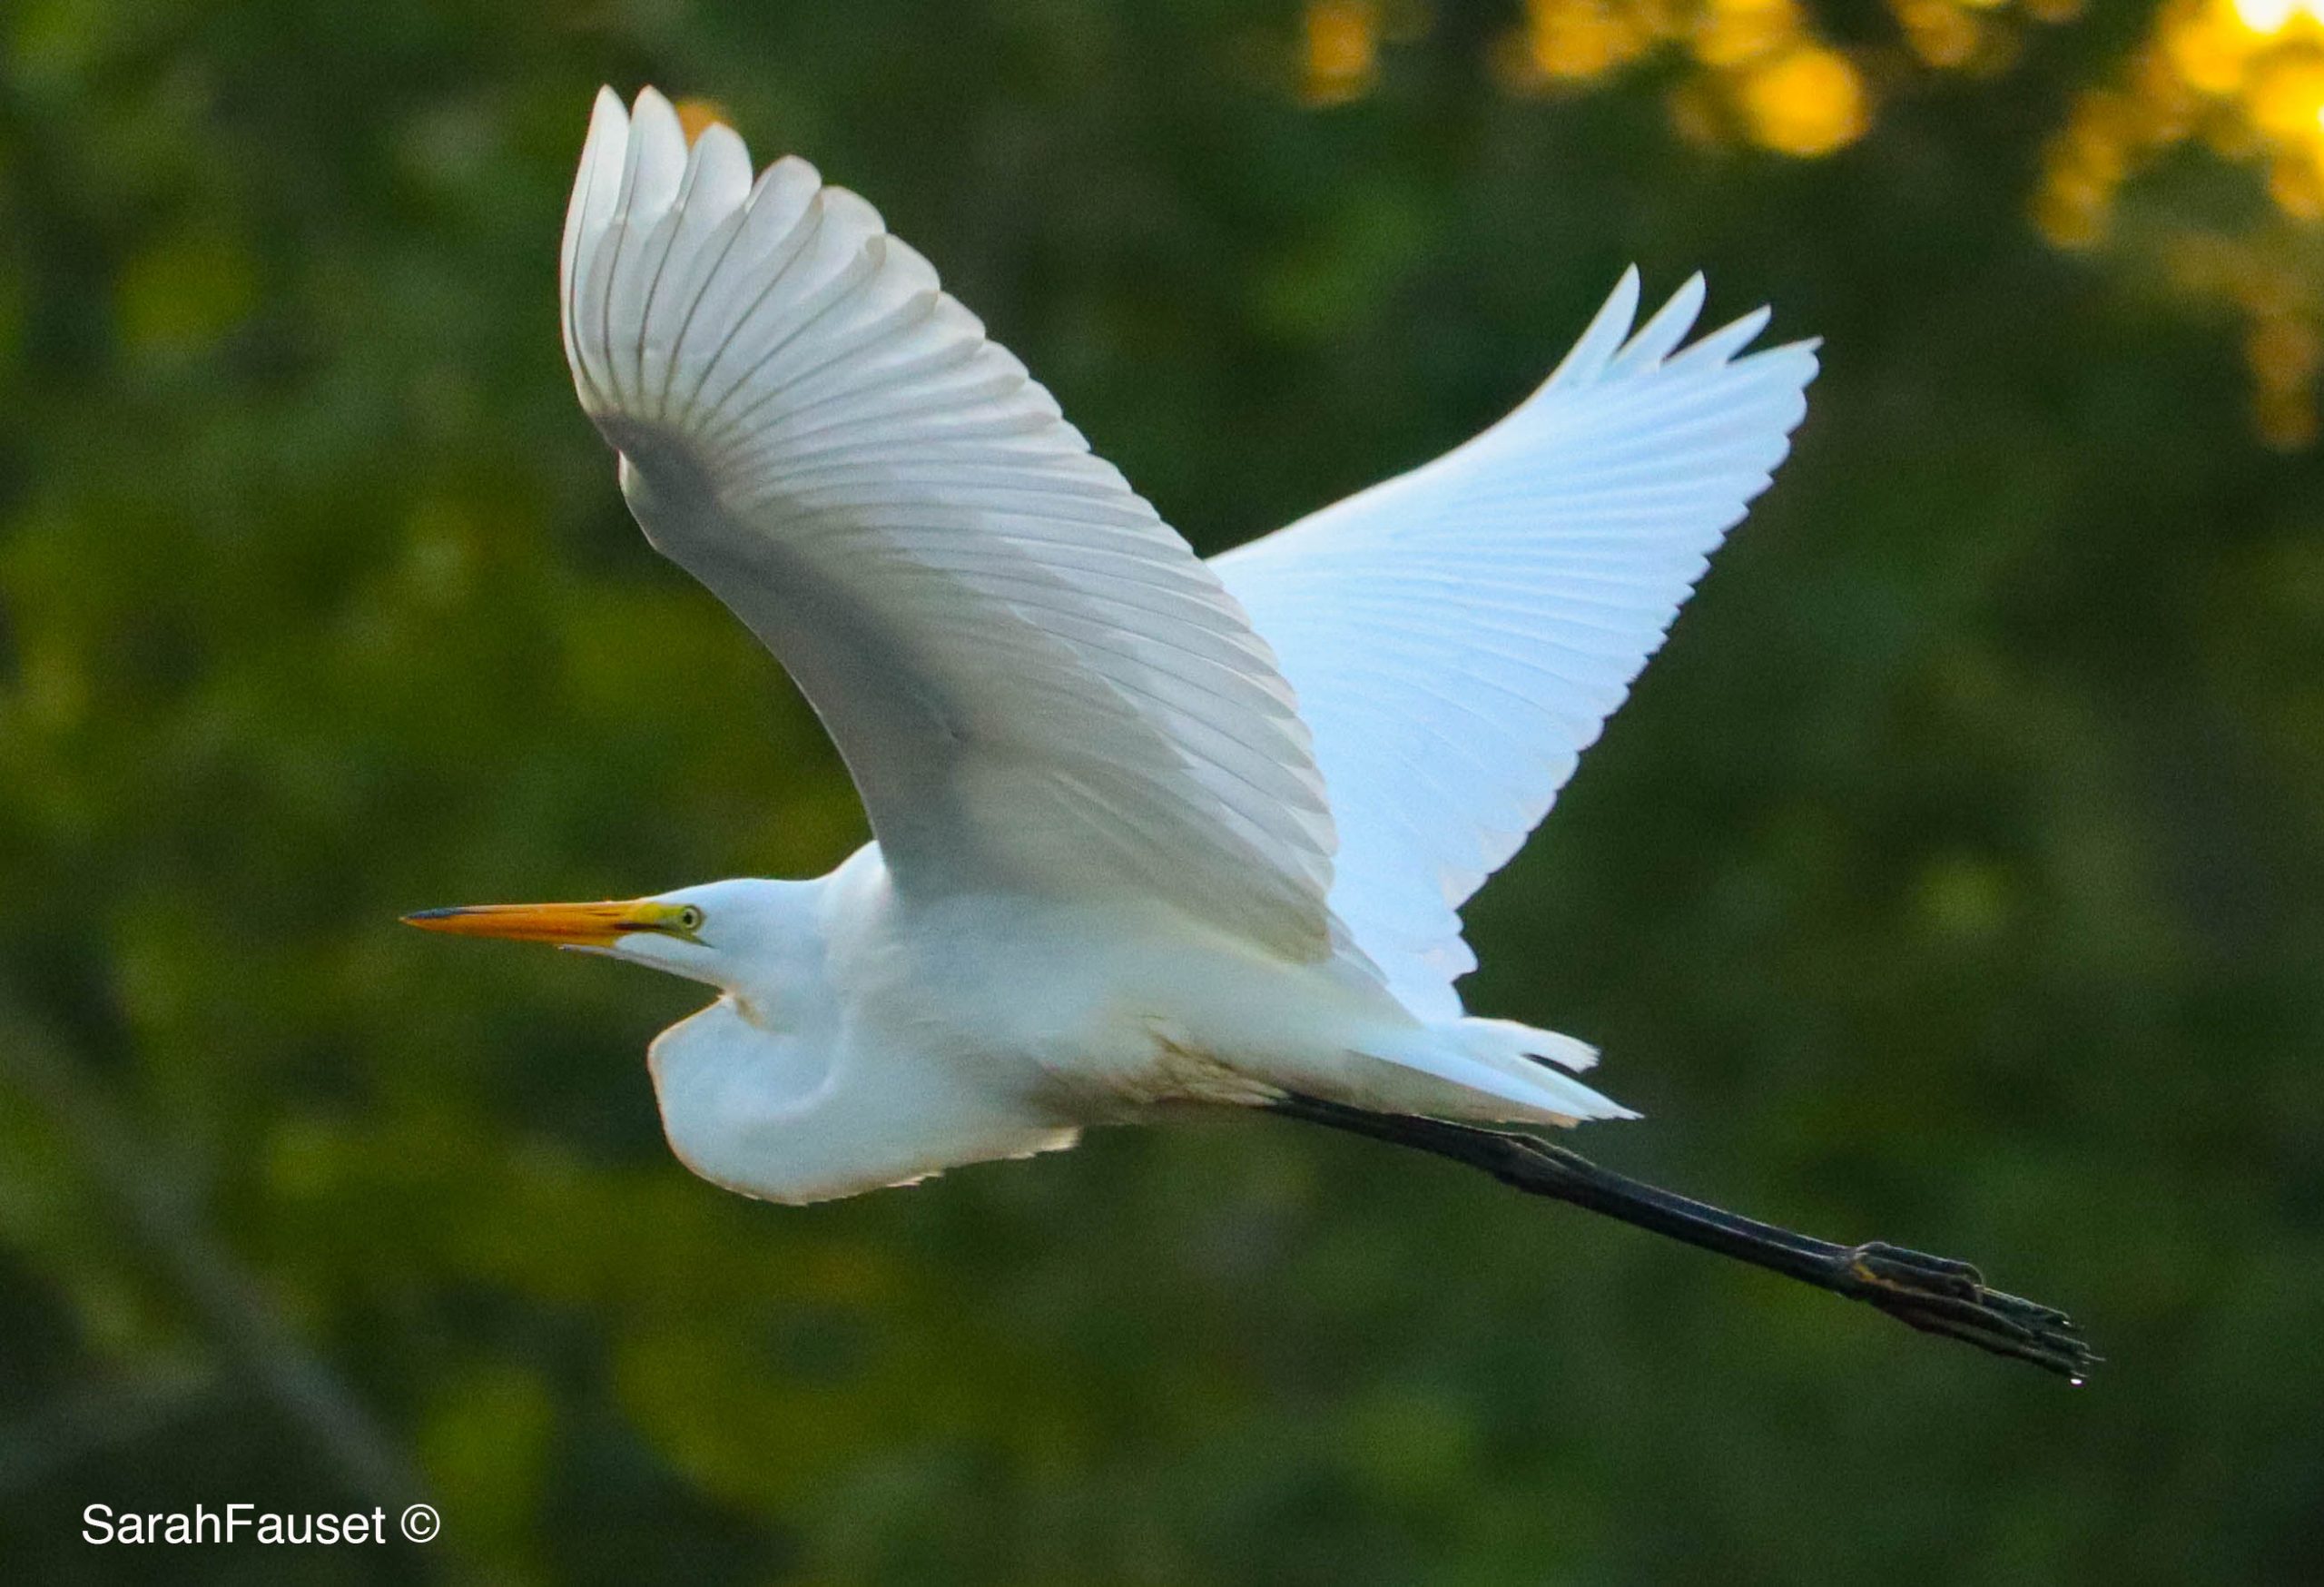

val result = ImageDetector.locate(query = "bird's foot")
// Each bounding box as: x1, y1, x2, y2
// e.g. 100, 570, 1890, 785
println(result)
1841, 1240, 2097, 1382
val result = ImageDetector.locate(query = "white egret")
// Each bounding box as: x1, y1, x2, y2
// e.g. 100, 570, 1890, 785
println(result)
409, 88, 2091, 1378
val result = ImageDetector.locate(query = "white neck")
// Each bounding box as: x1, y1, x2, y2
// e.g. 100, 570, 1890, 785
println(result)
635, 852, 1076, 1204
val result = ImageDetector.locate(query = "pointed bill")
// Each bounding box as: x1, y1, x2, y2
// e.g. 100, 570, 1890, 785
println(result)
400, 899, 695, 947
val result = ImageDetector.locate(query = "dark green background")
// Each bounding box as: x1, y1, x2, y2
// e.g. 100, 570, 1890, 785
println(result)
5, 0, 2320, 1582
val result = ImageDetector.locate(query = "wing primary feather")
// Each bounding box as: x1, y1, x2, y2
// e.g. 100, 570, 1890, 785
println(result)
1609, 271, 1705, 376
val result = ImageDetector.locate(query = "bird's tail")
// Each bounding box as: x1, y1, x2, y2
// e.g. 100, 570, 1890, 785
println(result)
1359, 1016, 1637, 1128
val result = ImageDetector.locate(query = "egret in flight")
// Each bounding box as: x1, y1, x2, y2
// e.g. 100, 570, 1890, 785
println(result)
410, 88, 2092, 1378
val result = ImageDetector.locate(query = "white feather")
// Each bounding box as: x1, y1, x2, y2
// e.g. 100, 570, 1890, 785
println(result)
560, 89, 1338, 960
1215, 267, 1819, 1019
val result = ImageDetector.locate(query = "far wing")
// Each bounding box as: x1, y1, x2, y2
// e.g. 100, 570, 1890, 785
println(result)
562, 89, 1335, 958
1214, 271, 1817, 1015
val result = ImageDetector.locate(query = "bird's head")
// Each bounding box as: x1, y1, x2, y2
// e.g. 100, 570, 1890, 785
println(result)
402, 878, 814, 994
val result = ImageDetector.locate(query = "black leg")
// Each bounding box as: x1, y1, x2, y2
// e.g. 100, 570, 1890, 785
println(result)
1268, 1094, 2096, 1382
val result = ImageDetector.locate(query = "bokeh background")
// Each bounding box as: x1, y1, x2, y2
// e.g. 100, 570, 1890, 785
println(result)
5, 0, 2323, 1581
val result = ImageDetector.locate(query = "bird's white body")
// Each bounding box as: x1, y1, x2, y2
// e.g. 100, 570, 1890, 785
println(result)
635, 859, 1360, 1202
631, 848, 1613, 1204
414, 88, 1818, 1207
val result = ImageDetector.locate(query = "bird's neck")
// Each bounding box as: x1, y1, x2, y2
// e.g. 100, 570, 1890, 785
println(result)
646, 996, 842, 1201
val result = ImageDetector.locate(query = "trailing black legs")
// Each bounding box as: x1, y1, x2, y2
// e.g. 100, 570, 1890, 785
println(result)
1268, 1094, 2095, 1381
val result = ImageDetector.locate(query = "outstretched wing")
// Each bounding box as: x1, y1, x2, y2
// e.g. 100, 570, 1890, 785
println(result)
562, 89, 1335, 958
1214, 271, 1817, 1016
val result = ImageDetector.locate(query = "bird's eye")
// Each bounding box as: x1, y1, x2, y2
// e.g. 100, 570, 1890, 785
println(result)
675, 906, 704, 932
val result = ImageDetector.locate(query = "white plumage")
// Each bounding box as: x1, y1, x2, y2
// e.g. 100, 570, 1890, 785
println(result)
1216, 270, 1817, 1020
561, 88, 1336, 962
411, 87, 1817, 1205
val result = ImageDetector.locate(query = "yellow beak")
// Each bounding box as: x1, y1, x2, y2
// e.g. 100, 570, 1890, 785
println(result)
400, 897, 688, 947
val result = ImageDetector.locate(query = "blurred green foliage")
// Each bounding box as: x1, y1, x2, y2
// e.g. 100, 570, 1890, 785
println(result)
4, 0, 2323, 1582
